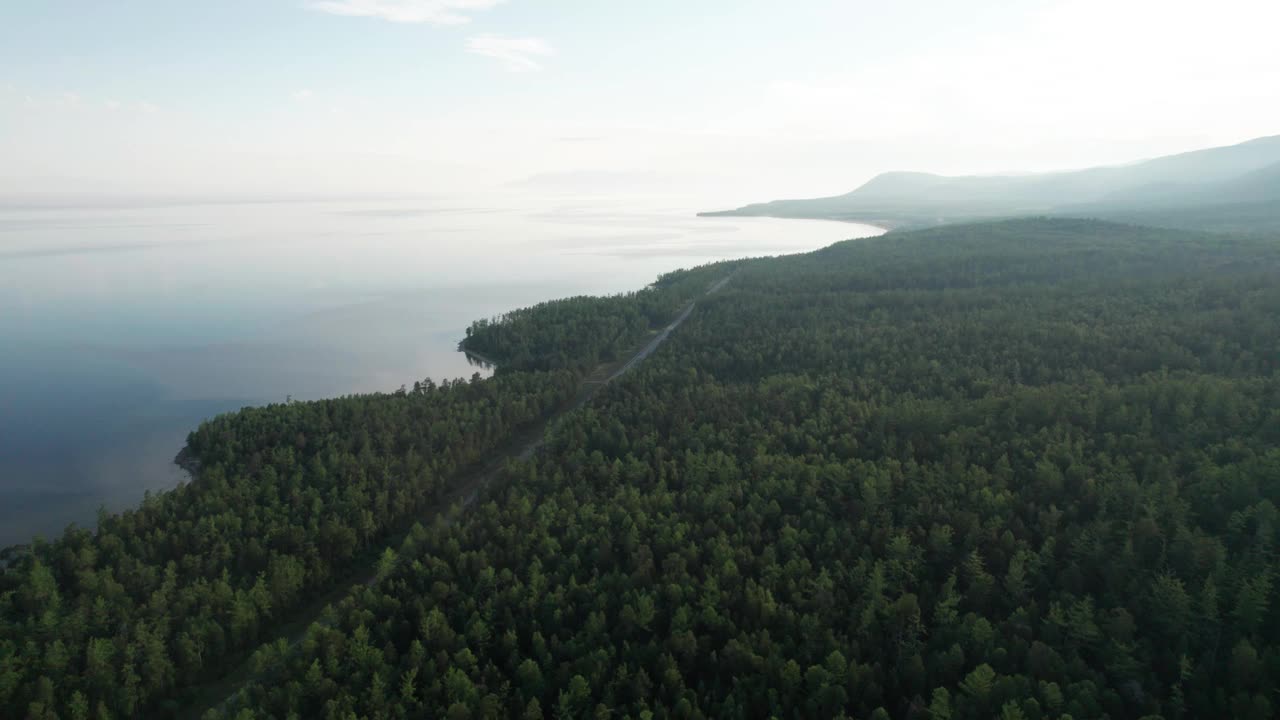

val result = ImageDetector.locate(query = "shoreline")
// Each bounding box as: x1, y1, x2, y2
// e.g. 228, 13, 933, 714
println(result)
697, 209, 899, 232
457, 345, 500, 370
185, 268, 739, 716
173, 445, 201, 480
4, 210, 860, 550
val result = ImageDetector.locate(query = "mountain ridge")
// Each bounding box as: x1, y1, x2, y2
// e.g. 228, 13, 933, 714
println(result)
702, 134, 1280, 233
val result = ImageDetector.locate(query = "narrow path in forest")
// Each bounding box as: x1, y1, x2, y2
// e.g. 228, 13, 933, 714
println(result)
185, 269, 737, 718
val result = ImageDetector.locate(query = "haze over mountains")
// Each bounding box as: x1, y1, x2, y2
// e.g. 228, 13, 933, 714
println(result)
703, 135, 1280, 233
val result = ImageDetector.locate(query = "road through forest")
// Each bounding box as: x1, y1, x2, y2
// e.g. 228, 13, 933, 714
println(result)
186, 269, 737, 717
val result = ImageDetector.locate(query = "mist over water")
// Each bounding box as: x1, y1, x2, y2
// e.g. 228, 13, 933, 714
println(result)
0, 193, 881, 546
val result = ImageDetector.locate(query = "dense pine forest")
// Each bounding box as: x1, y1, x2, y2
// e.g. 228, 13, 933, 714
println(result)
461, 263, 738, 373
0, 371, 582, 717
0, 259, 731, 719
4, 217, 1280, 719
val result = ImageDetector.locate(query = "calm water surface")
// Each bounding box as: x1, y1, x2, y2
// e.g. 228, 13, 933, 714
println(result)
0, 193, 881, 546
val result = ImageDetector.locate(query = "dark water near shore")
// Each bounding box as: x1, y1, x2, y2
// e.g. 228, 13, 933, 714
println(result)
0, 193, 882, 546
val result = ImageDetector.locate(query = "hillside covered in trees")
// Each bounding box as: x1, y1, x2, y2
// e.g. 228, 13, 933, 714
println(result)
4, 217, 1280, 719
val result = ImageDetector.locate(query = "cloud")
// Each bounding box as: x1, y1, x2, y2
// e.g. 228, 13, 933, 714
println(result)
293, 89, 315, 101
466, 34, 554, 72
306, 0, 503, 25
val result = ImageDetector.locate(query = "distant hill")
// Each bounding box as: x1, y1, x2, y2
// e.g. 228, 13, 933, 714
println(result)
702, 135, 1280, 233
1220, 161, 1280, 202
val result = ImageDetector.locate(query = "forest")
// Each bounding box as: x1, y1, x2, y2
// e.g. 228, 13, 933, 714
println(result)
461, 262, 738, 373
0, 371, 580, 717
3, 217, 1280, 719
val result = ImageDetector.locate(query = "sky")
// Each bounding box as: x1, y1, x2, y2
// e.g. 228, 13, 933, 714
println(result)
2, 0, 1279, 205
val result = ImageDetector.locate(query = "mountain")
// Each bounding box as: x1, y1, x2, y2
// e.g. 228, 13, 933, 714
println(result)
702, 135, 1280, 233
1219, 161, 1280, 202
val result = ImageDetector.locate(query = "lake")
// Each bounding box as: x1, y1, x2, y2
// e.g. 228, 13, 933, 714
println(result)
0, 193, 882, 546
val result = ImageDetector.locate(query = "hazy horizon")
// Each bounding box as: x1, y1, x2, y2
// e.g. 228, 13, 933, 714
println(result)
4, 0, 1279, 205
